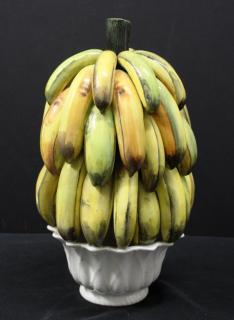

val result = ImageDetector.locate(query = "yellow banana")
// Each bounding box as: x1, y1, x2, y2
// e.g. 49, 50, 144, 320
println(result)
35, 165, 59, 226
56, 154, 86, 241
181, 175, 191, 221
114, 166, 138, 248
45, 49, 101, 104
181, 173, 195, 221
40, 89, 68, 175
85, 104, 116, 186
177, 117, 198, 175
113, 69, 145, 176
118, 51, 160, 113
58, 65, 94, 162
164, 168, 187, 241
152, 79, 186, 168
80, 174, 113, 246
180, 105, 191, 126
136, 50, 186, 109
138, 181, 160, 244
156, 177, 172, 242
141, 114, 165, 191
93, 50, 117, 111
187, 173, 195, 210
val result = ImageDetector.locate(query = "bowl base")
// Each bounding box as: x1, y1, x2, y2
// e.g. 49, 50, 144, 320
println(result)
79, 285, 149, 306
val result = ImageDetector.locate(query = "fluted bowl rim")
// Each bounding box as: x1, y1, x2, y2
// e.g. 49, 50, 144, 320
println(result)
47, 225, 176, 253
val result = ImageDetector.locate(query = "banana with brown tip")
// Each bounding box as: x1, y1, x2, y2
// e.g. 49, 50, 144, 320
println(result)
118, 50, 160, 113
56, 154, 86, 241
136, 49, 186, 109
164, 168, 187, 241
151, 80, 186, 168
138, 181, 160, 244
93, 50, 117, 112
113, 69, 145, 176
35, 165, 59, 226
80, 174, 113, 246
40, 89, 68, 175
177, 117, 198, 175
58, 65, 94, 162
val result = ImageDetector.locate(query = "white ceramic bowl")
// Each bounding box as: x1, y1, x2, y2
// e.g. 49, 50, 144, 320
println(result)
48, 225, 174, 306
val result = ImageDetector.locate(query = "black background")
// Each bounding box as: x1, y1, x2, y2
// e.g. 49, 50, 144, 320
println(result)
0, 0, 233, 236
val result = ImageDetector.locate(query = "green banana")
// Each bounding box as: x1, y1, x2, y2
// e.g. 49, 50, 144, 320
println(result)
177, 117, 198, 175
45, 49, 102, 104
152, 79, 186, 168
80, 174, 113, 246
141, 114, 165, 191
136, 53, 177, 103
164, 168, 187, 241
136, 49, 186, 109
113, 166, 138, 248
85, 104, 116, 186
118, 50, 160, 113
56, 154, 86, 241
35, 165, 59, 226
93, 50, 117, 111
138, 181, 160, 244
156, 177, 172, 242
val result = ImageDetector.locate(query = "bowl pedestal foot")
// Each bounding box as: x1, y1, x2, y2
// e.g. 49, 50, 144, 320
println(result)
79, 285, 149, 306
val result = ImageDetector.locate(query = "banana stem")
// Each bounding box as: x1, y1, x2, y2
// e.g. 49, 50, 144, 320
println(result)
106, 18, 131, 54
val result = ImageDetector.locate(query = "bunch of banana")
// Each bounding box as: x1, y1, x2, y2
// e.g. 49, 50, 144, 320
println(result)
35, 19, 197, 248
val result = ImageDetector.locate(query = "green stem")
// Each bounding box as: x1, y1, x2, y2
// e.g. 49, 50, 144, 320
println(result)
105, 18, 131, 54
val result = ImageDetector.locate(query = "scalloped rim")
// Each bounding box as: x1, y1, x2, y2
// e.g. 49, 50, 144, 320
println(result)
47, 225, 181, 253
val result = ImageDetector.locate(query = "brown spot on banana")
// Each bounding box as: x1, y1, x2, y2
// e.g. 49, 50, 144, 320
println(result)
79, 77, 92, 96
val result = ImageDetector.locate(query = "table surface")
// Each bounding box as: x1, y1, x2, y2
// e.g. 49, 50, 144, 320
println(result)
0, 233, 233, 320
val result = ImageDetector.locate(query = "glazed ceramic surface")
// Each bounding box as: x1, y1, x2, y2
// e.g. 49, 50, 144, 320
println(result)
48, 226, 174, 306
